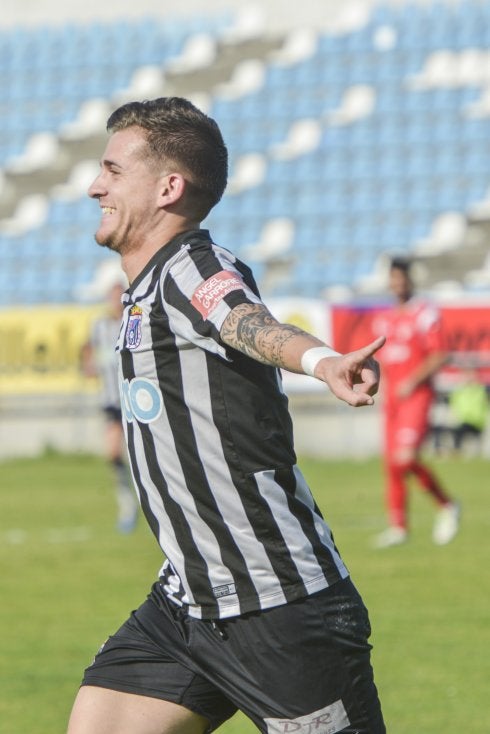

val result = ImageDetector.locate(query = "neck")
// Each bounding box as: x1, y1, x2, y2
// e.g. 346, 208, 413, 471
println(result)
121, 218, 200, 283
397, 294, 412, 306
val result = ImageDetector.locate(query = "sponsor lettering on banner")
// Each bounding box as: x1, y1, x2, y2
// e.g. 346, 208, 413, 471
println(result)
0, 303, 103, 395
191, 271, 244, 319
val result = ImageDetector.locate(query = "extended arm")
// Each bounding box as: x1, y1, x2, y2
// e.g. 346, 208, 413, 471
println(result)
220, 302, 324, 370
220, 302, 385, 407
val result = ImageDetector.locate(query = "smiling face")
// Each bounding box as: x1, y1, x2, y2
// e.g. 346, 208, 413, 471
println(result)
88, 126, 165, 256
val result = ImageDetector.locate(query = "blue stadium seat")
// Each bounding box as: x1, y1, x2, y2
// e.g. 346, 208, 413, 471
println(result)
2, 3, 490, 305
0, 12, 231, 169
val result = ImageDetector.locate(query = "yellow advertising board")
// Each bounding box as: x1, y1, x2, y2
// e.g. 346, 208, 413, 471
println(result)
0, 297, 330, 395
0, 304, 105, 395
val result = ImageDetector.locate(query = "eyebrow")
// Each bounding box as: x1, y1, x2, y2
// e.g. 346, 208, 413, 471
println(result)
101, 158, 123, 170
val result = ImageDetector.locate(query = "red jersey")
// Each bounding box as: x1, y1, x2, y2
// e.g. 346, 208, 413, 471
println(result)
373, 299, 444, 403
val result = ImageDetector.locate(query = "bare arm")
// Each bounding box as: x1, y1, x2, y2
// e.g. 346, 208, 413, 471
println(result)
397, 351, 448, 398
220, 302, 324, 371
220, 302, 385, 407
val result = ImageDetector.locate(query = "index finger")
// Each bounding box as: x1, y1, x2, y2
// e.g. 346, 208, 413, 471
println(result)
352, 335, 386, 362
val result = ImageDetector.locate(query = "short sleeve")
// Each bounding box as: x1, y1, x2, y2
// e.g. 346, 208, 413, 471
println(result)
161, 243, 262, 355
417, 304, 444, 352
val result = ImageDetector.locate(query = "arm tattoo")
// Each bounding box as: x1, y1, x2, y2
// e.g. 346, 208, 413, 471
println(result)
220, 303, 308, 366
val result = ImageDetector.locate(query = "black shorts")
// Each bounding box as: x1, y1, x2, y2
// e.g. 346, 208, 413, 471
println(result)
102, 405, 122, 423
82, 577, 385, 733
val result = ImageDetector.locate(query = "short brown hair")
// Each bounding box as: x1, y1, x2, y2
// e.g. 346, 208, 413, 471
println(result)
390, 256, 411, 275
107, 97, 228, 219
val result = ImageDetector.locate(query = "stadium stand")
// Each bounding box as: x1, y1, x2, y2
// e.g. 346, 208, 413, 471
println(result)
1, 0, 490, 307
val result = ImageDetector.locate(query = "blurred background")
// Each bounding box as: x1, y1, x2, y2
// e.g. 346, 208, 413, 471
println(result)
1, 0, 490, 459
2, 5, 489, 733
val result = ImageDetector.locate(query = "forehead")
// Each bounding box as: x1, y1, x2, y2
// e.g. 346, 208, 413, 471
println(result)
102, 126, 149, 166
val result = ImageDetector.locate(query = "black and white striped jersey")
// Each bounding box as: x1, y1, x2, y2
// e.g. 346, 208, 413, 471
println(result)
90, 315, 122, 410
117, 229, 348, 620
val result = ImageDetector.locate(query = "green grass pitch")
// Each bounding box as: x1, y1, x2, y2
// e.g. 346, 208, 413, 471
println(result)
1, 451, 488, 733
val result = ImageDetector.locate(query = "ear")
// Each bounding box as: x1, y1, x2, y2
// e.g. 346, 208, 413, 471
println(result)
157, 173, 186, 207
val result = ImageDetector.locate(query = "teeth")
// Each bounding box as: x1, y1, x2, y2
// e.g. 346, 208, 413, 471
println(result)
102, 207, 115, 214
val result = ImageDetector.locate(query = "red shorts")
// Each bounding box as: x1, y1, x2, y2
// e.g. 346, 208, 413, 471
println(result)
384, 390, 432, 456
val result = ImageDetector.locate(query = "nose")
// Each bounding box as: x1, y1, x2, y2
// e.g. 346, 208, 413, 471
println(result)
88, 171, 105, 199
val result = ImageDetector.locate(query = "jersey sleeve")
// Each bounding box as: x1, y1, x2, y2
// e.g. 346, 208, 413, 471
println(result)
417, 303, 445, 353
161, 243, 263, 356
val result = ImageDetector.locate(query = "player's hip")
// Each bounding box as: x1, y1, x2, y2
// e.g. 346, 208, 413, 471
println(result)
82, 577, 385, 733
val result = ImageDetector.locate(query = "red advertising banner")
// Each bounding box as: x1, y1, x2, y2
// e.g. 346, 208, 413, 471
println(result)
331, 303, 490, 385
441, 306, 490, 355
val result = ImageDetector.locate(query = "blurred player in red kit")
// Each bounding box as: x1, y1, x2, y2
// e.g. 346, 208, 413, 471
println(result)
373, 258, 460, 548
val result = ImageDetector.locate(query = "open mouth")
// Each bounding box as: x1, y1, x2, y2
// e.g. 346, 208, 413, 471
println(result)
101, 207, 116, 214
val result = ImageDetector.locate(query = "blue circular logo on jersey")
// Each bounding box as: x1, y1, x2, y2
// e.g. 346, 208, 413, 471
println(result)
120, 377, 163, 424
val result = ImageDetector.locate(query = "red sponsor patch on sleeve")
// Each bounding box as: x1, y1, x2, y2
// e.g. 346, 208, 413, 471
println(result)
191, 271, 244, 319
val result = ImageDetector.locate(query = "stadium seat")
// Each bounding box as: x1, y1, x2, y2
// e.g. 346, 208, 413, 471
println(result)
2, 2, 490, 306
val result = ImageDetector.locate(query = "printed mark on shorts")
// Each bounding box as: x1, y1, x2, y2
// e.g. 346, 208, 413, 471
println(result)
191, 271, 244, 319
397, 427, 419, 446
264, 699, 350, 734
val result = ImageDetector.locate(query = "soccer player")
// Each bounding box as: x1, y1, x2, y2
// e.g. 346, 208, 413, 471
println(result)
373, 257, 460, 549
67, 97, 386, 734
81, 279, 139, 533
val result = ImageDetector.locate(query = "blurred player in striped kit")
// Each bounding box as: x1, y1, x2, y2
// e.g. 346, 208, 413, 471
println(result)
82, 279, 138, 533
